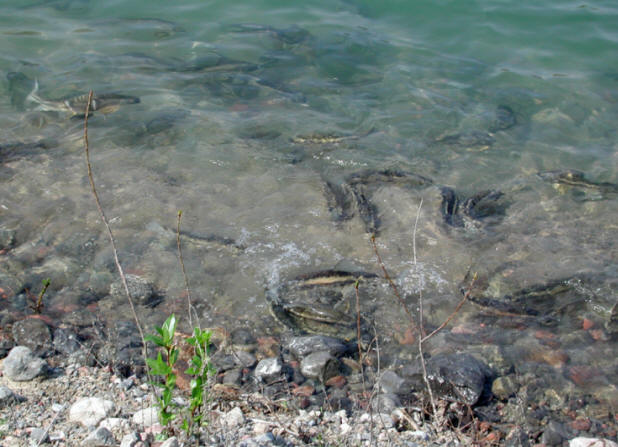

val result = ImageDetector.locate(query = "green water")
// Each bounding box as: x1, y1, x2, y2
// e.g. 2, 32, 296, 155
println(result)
0, 0, 617, 402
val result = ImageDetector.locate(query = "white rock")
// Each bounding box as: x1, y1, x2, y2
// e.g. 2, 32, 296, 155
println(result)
161, 436, 180, 447
131, 406, 159, 426
69, 397, 115, 427
340, 422, 351, 435
254, 357, 282, 381
570, 438, 618, 447
224, 407, 245, 428
120, 432, 139, 447
99, 417, 129, 431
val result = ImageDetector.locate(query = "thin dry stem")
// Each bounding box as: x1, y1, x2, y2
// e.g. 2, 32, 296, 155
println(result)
421, 272, 477, 344
371, 235, 416, 327
410, 198, 439, 420
83, 90, 150, 377
176, 210, 199, 330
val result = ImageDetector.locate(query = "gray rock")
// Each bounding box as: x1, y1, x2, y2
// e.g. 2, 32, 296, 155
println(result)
69, 397, 115, 427
224, 407, 245, 428
239, 432, 277, 447
120, 432, 139, 447
110, 274, 156, 306
30, 427, 49, 445
222, 368, 243, 386
402, 353, 492, 405
233, 350, 257, 368
300, 351, 340, 382
12, 318, 52, 356
254, 357, 282, 382
131, 406, 159, 426
541, 420, 568, 446
379, 370, 409, 395
2, 346, 48, 381
160, 437, 179, 447
285, 335, 348, 359
0, 228, 16, 249
83, 426, 115, 446
371, 393, 401, 414
0, 386, 25, 407
52, 327, 82, 355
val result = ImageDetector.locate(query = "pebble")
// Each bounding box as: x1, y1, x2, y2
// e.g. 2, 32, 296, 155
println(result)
83, 426, 116, 446
120, 432, 140, 447
254, 357, 282, 382
379, 370, 409, 395
160, 436, 180, 447
131, 406, 159, 426
224, 406, 245, 428
0, 385, 25, 407
492, 374, 518, 400
285, 335, 348, 359
2, 346, 48, 381
69, 397, 115, 427
569, 438, 618, 447
300, 351, 340, 381
29, 427, 49, 445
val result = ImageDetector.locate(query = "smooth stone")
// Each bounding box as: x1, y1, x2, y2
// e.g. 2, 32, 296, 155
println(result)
224, 407, 245, 428
2, 346, 48, 381
239, 433, 276, 447
254, 357, 282, 382
492, 375, 518, 400
69, 397, 115, 427
30, 427, 49, 445
300, 351, 340, 382
120, 432, 139, 447
83, 426, 115, 446
0, 385, 25, 407
285, 335, 348, 359
161, 437, 179, 447
12, 318, 52, 356
542, 420, 568, 446
233, 350, 257, 368
371, 393, 401, 414
222, 368, 242, 386
570, 438, 618, 447
379, 370, 409, 395
131, 406, 159, 426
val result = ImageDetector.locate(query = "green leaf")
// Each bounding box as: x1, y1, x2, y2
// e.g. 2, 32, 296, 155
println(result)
169, 348, 179, 366
144, 334, 165, 347
146, 353, 171, 375
162, 314, 177, 343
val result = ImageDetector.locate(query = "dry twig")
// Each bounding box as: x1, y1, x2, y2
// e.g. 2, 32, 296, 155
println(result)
82, 90, 150, 379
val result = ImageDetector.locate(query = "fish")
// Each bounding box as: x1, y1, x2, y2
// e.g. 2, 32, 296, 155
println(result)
25, 79, 140, 117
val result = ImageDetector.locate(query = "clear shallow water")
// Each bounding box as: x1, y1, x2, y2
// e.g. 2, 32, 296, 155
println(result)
1, 0, 617, 408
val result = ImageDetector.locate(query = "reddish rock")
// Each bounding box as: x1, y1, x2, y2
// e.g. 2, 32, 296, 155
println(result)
325, 375, 347, 389
582, 318, 595, 330
568, 365, 599, 386
291, 385, 314, 397
569, 417, 592, 431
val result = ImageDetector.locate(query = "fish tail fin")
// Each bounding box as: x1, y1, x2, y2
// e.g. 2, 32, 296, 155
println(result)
25, 78, 42, 105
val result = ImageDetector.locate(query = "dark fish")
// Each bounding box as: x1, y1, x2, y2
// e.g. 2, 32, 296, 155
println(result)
440, 187, 506, 229
26, 79, 140, 117
1, 139, 57, 162
7, 72, 36, 110
538, 169, 618, 199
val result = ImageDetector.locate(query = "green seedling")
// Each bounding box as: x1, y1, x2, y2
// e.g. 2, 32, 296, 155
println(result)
183, 327, 216, 436
145, 314, 179, 431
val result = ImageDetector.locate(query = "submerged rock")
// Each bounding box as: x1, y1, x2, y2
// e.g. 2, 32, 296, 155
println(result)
402, 353, 492, 405
12, 318, 52, 357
